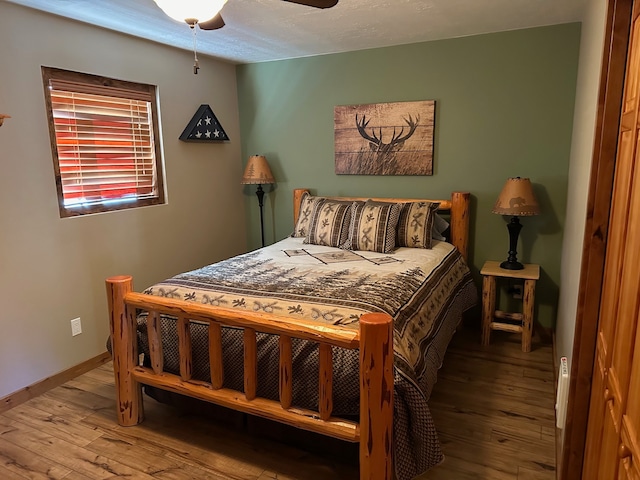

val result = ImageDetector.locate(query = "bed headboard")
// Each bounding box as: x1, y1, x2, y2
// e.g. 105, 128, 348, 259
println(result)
293, 189, 471, 262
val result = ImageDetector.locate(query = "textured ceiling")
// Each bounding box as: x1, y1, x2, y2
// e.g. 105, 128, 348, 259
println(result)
6, 0, 587, 64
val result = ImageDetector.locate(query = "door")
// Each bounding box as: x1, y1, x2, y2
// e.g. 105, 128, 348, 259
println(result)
618, 317, 640, 479
583, 2, 640, 478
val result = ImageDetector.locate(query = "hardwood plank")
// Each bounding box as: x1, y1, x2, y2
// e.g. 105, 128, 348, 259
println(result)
425, 327, 556, 479
2, 403, 103, 447
64, 375, 117, 402
83, 433, 235, 480
79, 407, 125, 432
0, 437, 71, 479
433, 410, 544, 445
438, 435, 547, 475
57, 472, 93, 480
489, 429, 556, 464
0, 326, 555, 480
0, 463, 34, 480
0, 416, 155, 479
76, 386, 355, 480
430, 378, 555, 420
89, 421, 264, 479
429, 399, 549, 437
445, 348, 554, 378
25, 394, 98, 424
435, 373, 554, 409
41, 384, 113, 412
541, 426, 556, 438
517, 465, 556, 480
137, 407, 354, 479
80, 362, 114, 380
419, 455, 517, 480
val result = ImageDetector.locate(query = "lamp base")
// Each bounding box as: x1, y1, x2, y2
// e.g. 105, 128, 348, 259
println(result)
500, 260, 524, 270
501, 216, 524, 270
256, 184, 266, 248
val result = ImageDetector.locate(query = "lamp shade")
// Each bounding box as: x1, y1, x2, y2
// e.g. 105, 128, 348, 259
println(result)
153, 0, 227, 23
241, 155, 275, 185
492, 177, 540, 216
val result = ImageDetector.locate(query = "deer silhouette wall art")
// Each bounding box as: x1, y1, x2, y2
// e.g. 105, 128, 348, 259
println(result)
334, 100, 435, 175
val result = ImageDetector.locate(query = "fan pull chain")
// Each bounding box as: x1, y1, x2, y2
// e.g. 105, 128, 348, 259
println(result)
191, 24, 200, 74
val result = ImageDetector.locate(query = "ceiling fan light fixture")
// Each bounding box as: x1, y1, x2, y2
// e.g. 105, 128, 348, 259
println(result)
153, 0, 228, 25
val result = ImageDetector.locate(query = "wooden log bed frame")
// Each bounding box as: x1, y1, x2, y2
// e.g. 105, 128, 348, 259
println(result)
106, 189, 470, 480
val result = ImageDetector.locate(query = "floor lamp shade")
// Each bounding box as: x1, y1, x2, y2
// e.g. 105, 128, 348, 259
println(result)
241, 155, 275, 185
492, 177, 540, 270
241, 155, 275, 247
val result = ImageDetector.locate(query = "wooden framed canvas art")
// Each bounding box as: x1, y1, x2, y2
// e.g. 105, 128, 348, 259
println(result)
334, 100, 435, 175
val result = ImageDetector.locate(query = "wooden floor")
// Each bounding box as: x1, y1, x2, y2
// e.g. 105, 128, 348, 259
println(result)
0, 326, 556, 480
422, 328, 556, 480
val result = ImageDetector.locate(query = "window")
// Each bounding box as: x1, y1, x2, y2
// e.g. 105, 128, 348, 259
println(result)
42, 67, 165, 217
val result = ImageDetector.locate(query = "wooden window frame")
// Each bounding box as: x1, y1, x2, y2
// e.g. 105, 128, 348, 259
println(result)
41, 67, 166, 218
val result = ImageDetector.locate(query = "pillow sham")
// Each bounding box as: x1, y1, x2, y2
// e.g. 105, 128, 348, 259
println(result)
343, 200, 401, 253
396, 201, 440, 249
292, 192, 324, 238
304, 199, 354, 247
432, 212, 450, 241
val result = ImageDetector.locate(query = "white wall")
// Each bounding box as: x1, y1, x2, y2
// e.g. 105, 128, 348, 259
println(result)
555, 0, 608, 428
0, 3, 247, 398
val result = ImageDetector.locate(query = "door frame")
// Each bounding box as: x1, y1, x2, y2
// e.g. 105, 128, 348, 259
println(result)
560, 0, 632, 477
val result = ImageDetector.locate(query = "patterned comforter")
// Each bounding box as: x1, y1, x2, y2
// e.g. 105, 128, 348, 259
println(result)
137, 237, 477, 479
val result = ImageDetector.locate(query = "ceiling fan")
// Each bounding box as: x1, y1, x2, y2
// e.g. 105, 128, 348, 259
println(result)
153, 0, 338, 72
154, 0, 338, 30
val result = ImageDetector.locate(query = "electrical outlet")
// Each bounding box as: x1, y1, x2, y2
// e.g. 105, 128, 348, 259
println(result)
70, 317, 82, 336
512, 284, 523, 299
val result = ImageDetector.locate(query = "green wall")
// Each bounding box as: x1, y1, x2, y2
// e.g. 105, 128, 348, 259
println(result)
236, 24, 581, 329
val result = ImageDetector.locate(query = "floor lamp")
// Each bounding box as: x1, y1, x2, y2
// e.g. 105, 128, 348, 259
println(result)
492, 177, 540, 270
241, 155, 275, 247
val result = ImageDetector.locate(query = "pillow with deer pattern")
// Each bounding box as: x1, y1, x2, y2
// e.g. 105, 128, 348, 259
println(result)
342, 200, 400, 253
396, 201, 440, 249
303, 199, 356, 248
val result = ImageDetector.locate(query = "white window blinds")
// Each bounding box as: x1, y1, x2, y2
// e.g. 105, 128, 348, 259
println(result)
43, 68, 165, 217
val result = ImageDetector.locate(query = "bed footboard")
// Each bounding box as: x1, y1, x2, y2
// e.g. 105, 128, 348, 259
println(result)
106, 276, 393, 479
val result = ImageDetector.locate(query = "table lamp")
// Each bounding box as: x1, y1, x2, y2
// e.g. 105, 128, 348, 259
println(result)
492, 177, 540, 270
241, 155, 275, 247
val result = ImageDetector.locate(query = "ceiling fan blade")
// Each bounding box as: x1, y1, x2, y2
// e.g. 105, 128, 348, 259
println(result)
198, 13, 225, 30
282, 0, 338, 8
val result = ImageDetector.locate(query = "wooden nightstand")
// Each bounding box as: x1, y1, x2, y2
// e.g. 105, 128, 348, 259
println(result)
481, 260, 540, 352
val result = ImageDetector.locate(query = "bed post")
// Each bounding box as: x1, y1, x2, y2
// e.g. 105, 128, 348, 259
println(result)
106, 275, 144, 426
450, 191, 470, 262
359, 312, 394, 480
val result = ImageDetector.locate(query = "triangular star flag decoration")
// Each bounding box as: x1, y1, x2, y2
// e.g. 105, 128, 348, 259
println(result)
179, 104, 229, 142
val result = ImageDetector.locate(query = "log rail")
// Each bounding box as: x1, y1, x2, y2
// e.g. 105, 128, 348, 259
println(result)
107, 275, 394, 479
